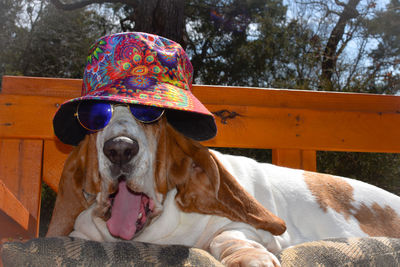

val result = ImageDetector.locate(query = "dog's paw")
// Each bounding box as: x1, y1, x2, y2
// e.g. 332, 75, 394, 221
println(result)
221, 247, 281, 267
209, 230, 281, 267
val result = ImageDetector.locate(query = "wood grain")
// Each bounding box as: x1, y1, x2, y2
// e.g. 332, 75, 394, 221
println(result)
0, 139, 42, 237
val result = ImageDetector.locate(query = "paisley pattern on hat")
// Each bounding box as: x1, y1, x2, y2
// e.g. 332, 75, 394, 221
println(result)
76, 32, 199, 112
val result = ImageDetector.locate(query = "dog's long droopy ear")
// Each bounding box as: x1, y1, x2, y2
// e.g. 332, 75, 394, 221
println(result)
46, 133, 100, 237
165, 125, 286, 236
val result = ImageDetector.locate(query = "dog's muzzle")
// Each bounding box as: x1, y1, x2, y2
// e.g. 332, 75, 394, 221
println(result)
102, 136, 155, 240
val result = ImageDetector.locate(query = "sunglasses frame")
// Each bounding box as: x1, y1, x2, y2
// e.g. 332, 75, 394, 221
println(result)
74, 102, 165, 132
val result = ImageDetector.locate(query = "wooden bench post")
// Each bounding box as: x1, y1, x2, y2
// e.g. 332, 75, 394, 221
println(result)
272, 149, 316, 171
0, 139, 43, 239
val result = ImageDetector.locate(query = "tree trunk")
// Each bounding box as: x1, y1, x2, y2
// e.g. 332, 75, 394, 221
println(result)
320, 0, 360, 90
133, 0, 185, 46
51, 0, 185, 47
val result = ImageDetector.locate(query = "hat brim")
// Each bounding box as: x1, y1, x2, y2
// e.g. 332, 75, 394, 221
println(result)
53, 84, 217, 146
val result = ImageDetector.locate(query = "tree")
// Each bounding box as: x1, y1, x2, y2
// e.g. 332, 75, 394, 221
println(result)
0, 0, 31, 78
49, 0, 294, 87
291, 0, 399, 94
0, 0, 112, 80
50, 0, 185, 45
185, 0, 292, 87
363, 0, 400, 94
23, 3, 111, 78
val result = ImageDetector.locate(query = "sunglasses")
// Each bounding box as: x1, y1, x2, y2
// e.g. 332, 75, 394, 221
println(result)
75, 102, 165, 132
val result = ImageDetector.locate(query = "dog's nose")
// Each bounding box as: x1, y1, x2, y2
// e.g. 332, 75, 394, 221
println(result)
103, 136, 139, 165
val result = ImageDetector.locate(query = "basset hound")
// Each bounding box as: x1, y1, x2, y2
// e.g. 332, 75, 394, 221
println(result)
47, 105, 400, 267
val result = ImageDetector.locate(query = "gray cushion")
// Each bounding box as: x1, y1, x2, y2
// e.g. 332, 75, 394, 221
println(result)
2, 236, 400, 266
277, 237, 400, 267
1, 237, 222, 267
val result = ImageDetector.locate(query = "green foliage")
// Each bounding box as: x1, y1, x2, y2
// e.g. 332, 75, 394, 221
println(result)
0, 0, 25, 78
39, 183, 56, 236
0, 0, 113, 81
363, 0, 400, 94
185, 0, 298, 87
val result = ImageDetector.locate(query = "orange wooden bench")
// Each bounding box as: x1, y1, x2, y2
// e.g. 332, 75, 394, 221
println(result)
1, 75, 400, 241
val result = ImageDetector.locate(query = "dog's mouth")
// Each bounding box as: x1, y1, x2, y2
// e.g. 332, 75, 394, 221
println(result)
106, 180, 154, 240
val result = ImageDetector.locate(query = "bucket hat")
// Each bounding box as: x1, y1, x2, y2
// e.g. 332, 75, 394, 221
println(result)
53, 32, 217, 145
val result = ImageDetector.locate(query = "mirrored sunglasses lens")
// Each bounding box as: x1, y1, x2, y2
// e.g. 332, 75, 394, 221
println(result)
78, 102, 112, 131
130, 105, 164, 123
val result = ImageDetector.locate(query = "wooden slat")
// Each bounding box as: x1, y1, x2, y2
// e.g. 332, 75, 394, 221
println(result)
0, 94, 61, 140
203, 105, 400, 153
0, 139, 43, 237
2, 76, 82, 98
1, 95, 400, 153
43, 140, 73, 192
0, 179, 30, 232
2, 75, 400, 113
272, 149, 316, 171
0, 210, 37, 240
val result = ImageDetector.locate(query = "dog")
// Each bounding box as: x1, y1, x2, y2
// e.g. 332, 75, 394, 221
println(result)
47, 104, 400, 267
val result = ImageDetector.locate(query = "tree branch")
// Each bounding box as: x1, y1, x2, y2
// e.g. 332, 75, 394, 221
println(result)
344, 39, 367, 90
50, 0, 138, 11
334, 0, 346, 7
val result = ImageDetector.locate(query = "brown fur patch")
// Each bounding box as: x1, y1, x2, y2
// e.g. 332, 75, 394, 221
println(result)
304, 171, 400, 237
47, 133, 100, 236
304, 172, 354, 219
354, 203, 400, 237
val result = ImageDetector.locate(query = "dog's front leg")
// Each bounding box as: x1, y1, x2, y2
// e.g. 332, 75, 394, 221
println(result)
209, 229, 280, 267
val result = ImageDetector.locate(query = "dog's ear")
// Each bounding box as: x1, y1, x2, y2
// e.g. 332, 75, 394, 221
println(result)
46, 133, 100, 237
165, 125, 286, 236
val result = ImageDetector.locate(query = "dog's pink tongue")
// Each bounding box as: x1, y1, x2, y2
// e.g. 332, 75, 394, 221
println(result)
106, 181, 141, 240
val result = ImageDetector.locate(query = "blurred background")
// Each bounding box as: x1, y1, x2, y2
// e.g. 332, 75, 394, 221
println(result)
0, 0, 399, 234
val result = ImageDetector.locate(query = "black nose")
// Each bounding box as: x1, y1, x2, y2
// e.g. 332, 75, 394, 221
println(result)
103, 136, 139, 165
